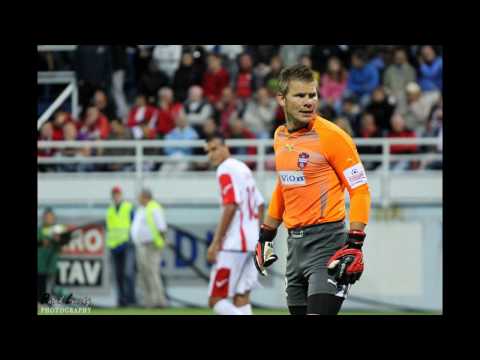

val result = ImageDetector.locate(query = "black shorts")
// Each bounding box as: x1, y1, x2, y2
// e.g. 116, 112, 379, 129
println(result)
285, 221, 350, 307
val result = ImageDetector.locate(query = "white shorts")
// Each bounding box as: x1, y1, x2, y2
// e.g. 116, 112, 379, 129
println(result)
208, 250, 260, 299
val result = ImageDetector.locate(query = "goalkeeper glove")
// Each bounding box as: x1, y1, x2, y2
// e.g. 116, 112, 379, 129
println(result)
327, 230, 365, 285
253, 224, 279, 276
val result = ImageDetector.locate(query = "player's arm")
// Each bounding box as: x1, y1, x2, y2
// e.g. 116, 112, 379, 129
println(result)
210, 203, 237, 251
264, 129, 285, 231
325, 132, 371, 284
263, 214, 282, 229
207, 172, 238, 263
326, 133, 371, 230
350, 221, 366, 232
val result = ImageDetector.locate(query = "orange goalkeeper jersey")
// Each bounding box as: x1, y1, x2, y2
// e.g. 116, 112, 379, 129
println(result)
268, 115, 371, 229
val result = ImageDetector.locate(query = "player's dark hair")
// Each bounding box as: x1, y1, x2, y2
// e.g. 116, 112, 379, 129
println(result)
206, 132, 225, 144
278, 64, 316, 96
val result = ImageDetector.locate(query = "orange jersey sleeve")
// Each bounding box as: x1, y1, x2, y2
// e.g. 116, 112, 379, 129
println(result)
321, 122, 371, 225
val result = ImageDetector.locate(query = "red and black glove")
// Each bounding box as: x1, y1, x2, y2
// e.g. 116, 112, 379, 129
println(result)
253, 224, 279, 276
327, 230, 366, 285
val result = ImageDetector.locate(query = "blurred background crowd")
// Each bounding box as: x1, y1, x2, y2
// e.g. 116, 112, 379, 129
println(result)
37, 45, 443, 172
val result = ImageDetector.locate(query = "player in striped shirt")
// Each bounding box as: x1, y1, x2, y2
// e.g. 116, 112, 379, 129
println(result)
205, 133, 265, 315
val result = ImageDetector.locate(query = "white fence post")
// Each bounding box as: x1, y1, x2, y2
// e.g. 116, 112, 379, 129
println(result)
72, 79, 79, 119
257, 139, 267, 199
135, 143, 143, 196
381, 140, 391, 209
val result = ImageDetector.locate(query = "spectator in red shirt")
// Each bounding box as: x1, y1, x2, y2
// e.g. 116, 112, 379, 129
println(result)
202, 53, 230, 104
214, 86, 246, 136
233, 53, 257, 102
38, 122, 57, 161
38, 121, 53, 142
78, 106, 111, 140
387, 112, 418, 171
154, 87, 183, 138
51, 111, 74, 141
127, 94, 157, 139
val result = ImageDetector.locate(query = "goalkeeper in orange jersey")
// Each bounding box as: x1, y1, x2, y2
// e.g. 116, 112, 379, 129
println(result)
253, 64, 371, 315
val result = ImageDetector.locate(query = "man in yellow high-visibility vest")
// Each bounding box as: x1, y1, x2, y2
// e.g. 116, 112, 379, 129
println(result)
131, 188, 169, 308
105, 186, 136, 307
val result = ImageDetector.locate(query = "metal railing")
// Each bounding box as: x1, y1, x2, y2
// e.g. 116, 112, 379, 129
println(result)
37, 138, 442, 207
37, 45, 77, 52
37, 138, 442, 172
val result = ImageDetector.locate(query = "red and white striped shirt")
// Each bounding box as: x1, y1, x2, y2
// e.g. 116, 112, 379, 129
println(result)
216, 158, 264, 252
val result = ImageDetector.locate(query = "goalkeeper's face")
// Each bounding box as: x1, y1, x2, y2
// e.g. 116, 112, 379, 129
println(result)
205, 138, 229, 167
277, 80, 318, 125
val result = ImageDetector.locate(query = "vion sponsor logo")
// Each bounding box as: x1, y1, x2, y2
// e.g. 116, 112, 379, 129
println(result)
278, 171, 306, 186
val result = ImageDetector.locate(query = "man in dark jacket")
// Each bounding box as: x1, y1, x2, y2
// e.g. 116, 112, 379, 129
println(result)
365, 86, 395, 133
173, 52, 203, 103
74, 45, 113, 114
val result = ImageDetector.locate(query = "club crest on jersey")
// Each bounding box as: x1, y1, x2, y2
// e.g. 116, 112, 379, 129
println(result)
297, 152, 310, 169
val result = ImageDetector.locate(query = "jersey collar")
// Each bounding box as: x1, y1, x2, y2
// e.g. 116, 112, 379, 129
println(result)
284, 116, 316, 136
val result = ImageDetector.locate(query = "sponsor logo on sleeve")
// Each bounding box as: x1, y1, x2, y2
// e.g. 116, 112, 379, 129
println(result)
278, 171, 306, 186
215, 278, 229, 288
222, 183, 233, 196
343, 163, 368, 189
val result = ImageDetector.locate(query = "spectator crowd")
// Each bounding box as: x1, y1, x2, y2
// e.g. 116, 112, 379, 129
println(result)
38, 45, 443, 172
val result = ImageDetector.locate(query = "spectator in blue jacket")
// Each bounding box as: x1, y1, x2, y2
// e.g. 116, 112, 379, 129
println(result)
417, 45, 442, 92
162, 111, 199, 172
346, 50, 379, 107
164, 111, 199, 156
